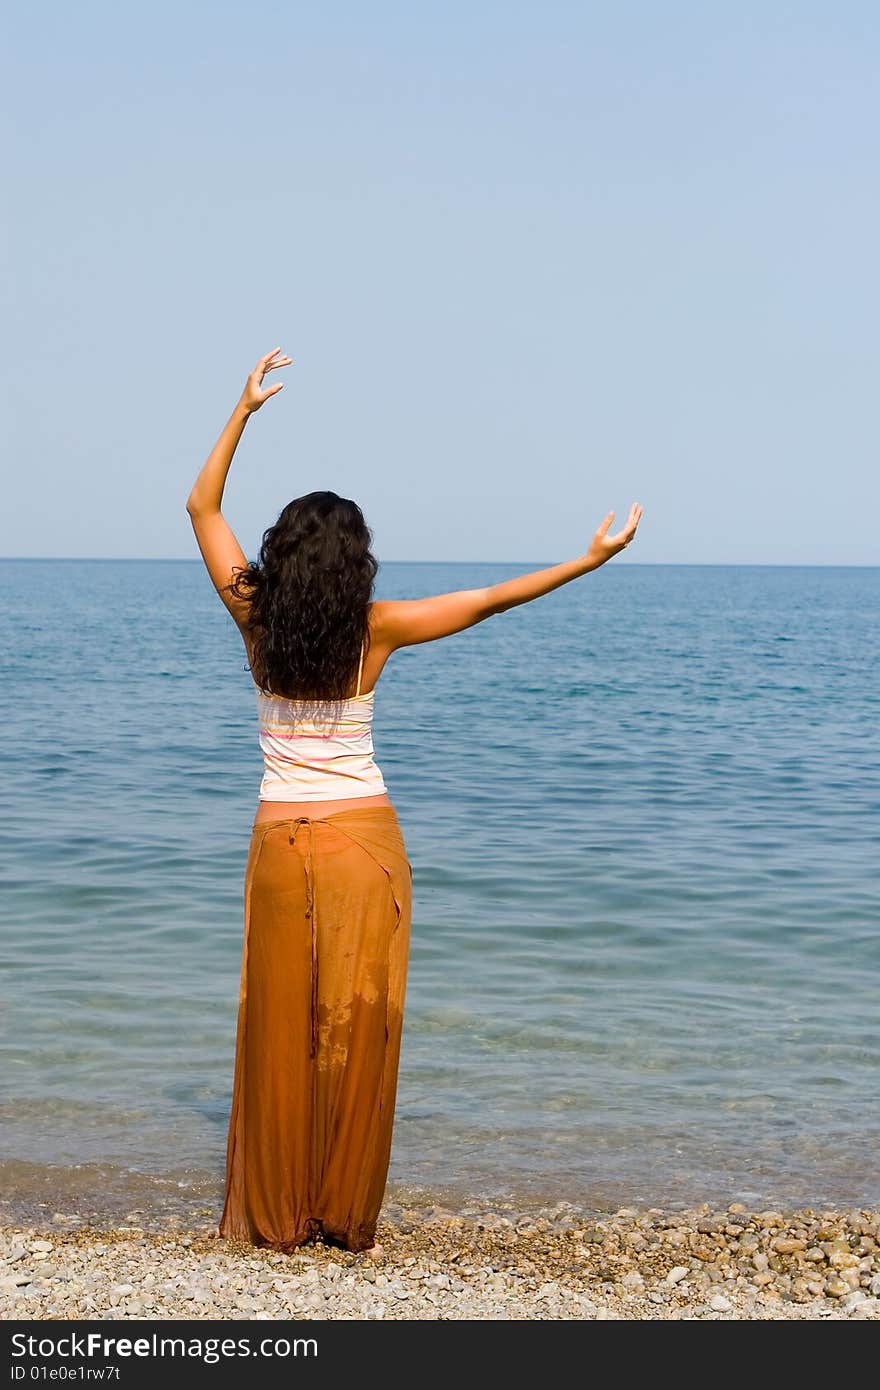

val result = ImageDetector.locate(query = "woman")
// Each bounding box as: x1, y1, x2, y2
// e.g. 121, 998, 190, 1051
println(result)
186, 347, 643, 1254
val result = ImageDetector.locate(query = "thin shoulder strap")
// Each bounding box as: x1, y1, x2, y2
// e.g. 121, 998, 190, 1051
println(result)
355, 638, 365, 697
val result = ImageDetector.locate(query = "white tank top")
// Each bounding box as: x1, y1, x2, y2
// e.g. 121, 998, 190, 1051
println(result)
254, 642, 388, 802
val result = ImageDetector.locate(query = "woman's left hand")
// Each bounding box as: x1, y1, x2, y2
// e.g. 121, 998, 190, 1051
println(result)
239, 347, 293, 414
585, 503, 644, 568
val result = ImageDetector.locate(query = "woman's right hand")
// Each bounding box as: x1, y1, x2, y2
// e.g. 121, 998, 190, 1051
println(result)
585, 503, 644, 568
238, 347, 293, 415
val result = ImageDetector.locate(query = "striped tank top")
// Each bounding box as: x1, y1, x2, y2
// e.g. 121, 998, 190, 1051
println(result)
254, 642, 388, 802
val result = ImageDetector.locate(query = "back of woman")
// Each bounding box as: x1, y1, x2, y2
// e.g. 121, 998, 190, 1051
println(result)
186, 347, 642, 1253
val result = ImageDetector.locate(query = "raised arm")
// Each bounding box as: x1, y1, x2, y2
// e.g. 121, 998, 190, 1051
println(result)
185, 348, 291, 628
372, 504, 643, 650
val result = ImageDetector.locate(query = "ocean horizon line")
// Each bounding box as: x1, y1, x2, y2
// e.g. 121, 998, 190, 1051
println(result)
2, 556, 879, 569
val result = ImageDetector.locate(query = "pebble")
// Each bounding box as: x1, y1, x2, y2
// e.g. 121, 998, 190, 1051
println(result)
843, 1290, 868, 1309
758, 1212, 785, 1229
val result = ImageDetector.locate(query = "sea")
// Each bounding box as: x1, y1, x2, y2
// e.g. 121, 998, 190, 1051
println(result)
1, 559, 878, 1228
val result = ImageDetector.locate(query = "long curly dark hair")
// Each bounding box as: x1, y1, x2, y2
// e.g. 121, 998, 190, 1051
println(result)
230, 491, 378, 705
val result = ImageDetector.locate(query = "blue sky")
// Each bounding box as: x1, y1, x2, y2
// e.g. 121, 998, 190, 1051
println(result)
3, 2, 877, 563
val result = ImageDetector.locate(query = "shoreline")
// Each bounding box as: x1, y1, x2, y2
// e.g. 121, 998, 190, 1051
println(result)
5, 1156, 878, 1232
2, 1203, 878, 1321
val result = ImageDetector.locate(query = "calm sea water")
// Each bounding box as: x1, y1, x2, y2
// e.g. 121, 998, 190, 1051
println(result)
1, 559, 878, 1225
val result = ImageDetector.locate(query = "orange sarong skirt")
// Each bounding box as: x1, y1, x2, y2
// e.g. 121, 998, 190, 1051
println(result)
219, 805, 412, 1252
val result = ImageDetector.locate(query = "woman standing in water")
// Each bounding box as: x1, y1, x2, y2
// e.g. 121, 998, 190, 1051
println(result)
186, 347, 643, 1253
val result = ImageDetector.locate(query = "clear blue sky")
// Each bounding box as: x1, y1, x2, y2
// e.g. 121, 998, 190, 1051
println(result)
3, 2, 877, 563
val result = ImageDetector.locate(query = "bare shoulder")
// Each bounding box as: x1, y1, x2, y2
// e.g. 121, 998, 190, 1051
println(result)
367, 599, 395, 642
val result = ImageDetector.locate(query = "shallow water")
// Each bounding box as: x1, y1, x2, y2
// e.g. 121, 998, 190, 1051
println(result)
2, 559, 878, 1222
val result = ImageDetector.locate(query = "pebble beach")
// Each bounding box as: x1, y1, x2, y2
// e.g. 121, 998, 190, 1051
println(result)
3, 1202, 879, 1321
